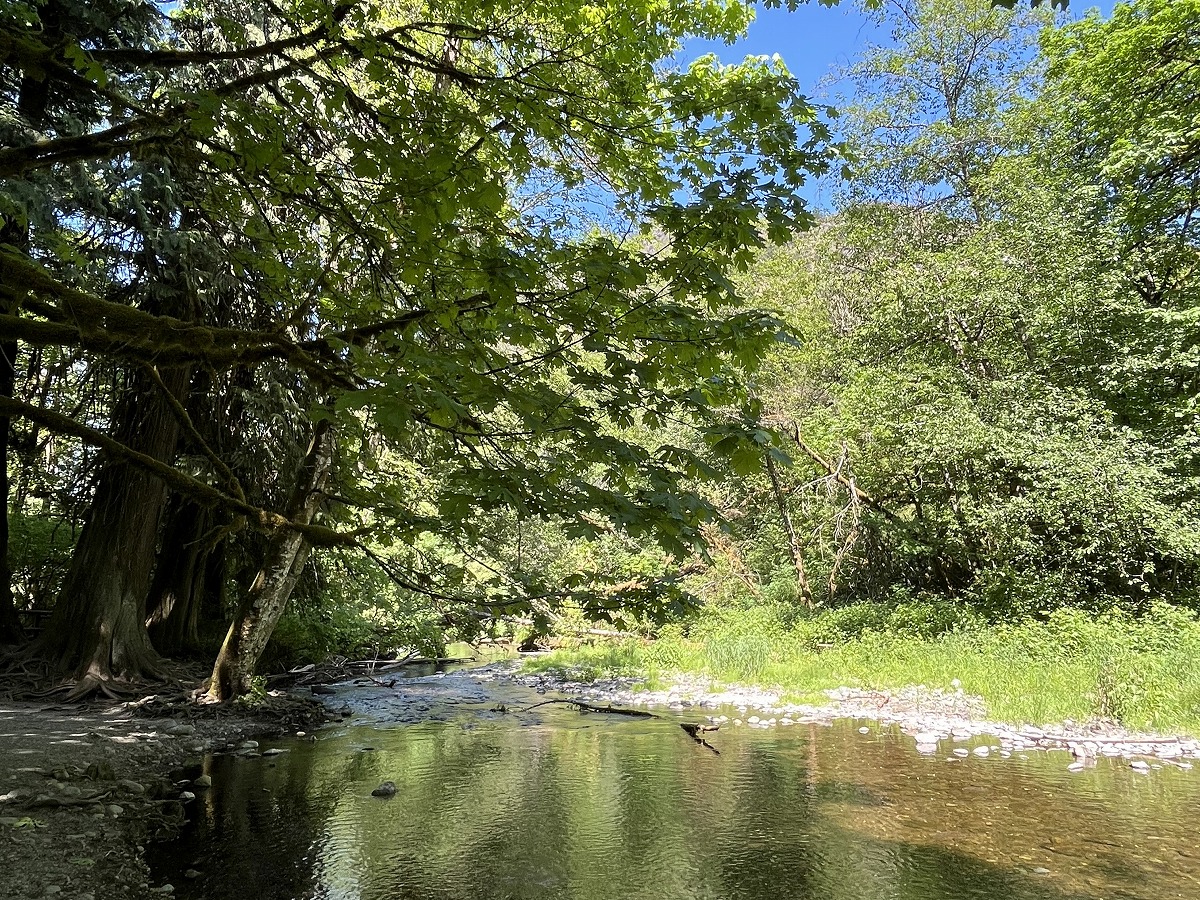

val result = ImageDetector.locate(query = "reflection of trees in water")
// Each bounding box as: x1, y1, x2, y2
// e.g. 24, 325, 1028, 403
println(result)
153, 720, 1199, 900
153, 744, 336, 900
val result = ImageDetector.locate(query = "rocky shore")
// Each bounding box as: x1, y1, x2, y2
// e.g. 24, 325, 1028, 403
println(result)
0, 695, 325, 900
505, 664, 1200, 770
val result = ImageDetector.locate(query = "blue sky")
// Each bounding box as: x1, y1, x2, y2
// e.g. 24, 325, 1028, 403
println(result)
677, 0, 1119, 207
685, 1, 1120, 94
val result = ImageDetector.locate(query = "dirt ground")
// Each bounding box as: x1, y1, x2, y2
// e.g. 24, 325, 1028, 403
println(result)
0, 694, 326, 900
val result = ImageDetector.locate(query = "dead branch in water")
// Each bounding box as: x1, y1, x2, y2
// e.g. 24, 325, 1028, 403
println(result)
513, 698, 721, 753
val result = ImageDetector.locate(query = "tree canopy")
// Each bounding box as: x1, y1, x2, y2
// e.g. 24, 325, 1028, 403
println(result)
4, 0, 1200, 700
1, 0, 838, 694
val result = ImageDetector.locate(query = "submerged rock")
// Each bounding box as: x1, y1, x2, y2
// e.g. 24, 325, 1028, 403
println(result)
371, 781, 397, 797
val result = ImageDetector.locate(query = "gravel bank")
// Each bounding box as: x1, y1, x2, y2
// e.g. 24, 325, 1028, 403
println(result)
503, 663, 1200, 770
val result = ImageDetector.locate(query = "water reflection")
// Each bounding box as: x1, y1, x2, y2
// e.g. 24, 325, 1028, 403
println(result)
151, 674, 1200, 900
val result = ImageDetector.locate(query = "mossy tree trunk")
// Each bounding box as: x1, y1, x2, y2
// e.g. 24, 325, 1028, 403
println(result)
207, 419, 334, 701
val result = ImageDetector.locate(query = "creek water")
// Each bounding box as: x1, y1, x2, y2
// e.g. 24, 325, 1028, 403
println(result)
150, 668, 1200, 900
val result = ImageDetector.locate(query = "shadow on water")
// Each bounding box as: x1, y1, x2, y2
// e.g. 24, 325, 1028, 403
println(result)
148, 677, 1200, 900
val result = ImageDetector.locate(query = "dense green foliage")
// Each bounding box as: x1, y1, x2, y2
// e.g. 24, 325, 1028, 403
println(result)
531, 0, 1200, 733
695, 0, 1200, 621
0, 0, 836, 692
3, 0, 1200, 713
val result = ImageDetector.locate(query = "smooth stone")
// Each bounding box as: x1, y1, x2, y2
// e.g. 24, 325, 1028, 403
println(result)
118, 780, 146, 795
858, 726, 870, 734
953, 748, 970, 758
165, 724, 195, 737
747, 716, 761, 724
184, 870, 201, 880
1067, 762, 1086, 772
913, 732, 941, 744
261, 748, 286, 756
1131, 760, 1152, 772
237, 740, 258, 750
106, 805, 123, 817
1031, 867, 1051, 875
179, 791, 196, 802
192, 775, 212, 789
371, 781, 397, 797
972, 746, 990, 757
915, 742, 939, 755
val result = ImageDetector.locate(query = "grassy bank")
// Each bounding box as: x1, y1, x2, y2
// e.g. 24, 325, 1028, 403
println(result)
523, 601, 1200, 734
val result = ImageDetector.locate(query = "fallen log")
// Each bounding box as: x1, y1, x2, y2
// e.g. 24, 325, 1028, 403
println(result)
570, 699, 657, 717
515, 699, 721, 753
516, 698, 657, 717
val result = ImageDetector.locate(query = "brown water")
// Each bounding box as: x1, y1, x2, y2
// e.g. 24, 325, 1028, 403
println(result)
150, 670, 1200, 900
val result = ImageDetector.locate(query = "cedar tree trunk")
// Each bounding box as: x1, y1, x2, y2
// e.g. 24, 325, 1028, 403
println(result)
39, 363, 192, 696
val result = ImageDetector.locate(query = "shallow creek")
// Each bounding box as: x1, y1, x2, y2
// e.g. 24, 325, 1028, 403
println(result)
150, 668, 1200, 900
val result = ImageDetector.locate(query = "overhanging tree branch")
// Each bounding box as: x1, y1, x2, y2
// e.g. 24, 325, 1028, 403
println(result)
0, 396, 358, 548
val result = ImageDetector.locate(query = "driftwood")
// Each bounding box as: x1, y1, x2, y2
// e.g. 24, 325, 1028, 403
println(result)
569, 699, 658, 717
266, 654, 476, 688
516, 698, 720, 753
680, 722, 721, 755
517, 698, 657, 716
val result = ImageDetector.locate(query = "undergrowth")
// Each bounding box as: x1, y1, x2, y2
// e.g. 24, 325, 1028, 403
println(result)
524, 600, 1200, 734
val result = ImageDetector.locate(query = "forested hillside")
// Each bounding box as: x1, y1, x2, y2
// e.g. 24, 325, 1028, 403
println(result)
2, 0, 1198, 714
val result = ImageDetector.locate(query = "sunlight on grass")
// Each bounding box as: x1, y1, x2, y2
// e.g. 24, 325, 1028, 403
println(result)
524, 602, 1200, 735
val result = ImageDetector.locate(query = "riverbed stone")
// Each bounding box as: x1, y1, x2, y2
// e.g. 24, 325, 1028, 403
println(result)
372, 781, 397, 797
192, 775, 212, 789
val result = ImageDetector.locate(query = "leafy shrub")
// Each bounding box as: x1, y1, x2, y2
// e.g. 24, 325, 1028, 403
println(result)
7, 512, 75, 610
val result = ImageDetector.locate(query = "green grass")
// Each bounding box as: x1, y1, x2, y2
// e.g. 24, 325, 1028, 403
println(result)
524, 601, 1200, 735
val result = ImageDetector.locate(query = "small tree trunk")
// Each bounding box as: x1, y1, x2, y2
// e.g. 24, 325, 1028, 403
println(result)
146, 497, 218, 655
0, 329, 21, 644
207, 420, 334, 701
764, 450, 814, 609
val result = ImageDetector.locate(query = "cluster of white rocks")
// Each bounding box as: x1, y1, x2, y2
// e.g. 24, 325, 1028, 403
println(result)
506, 665, 1200, 772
